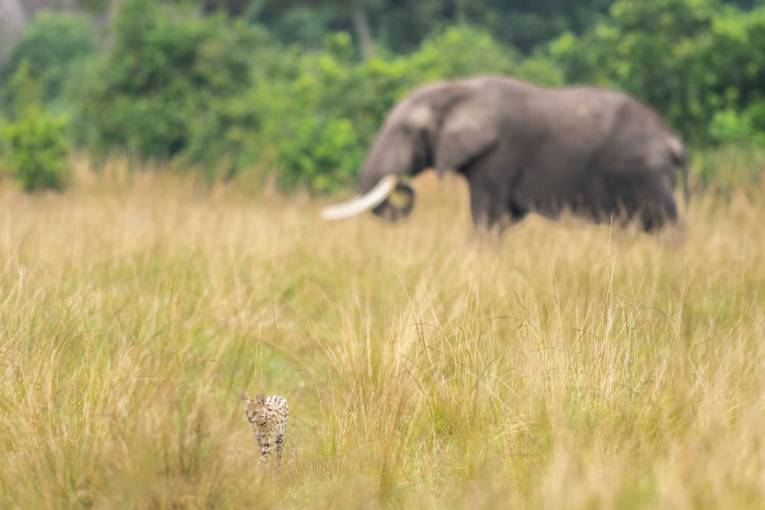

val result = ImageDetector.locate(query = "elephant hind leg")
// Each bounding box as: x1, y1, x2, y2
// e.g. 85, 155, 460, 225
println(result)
640, 200, 677, 232
610, 172, 678, 233
638, 181, 678, 232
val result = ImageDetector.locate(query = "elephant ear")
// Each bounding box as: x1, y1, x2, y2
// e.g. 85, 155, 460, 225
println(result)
434, 102, 500, 175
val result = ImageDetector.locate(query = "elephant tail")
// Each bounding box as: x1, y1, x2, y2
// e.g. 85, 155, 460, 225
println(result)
668, 136, 690, 211
682, 158, 690, 209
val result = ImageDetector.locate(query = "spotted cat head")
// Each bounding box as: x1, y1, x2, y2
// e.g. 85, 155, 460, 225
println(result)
241, 391, 268, 426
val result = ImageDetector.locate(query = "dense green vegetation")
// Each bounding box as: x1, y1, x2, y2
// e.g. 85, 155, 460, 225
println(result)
1, 0, 764, 191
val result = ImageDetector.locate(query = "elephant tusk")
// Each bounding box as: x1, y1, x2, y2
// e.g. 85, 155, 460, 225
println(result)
320, 175, 399, 220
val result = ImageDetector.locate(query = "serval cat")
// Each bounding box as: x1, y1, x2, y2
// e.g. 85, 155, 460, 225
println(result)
241, 392, 288, 472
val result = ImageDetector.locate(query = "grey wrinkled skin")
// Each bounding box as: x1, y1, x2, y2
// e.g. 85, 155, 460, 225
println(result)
359, 76, 689, 232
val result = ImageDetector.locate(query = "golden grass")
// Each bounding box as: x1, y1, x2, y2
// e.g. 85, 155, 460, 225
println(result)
1, 162, 764, 509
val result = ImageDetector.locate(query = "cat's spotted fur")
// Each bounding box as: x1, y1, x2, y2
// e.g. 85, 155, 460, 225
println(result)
241, 392, 288, 470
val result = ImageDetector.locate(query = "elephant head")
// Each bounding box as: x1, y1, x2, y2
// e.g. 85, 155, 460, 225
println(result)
321, 120, 421, 222
321, 96, 435, 222
322, 80, 499, 222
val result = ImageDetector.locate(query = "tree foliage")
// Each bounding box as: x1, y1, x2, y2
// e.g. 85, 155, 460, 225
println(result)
0, 47, 71, 191
2, 108, 70, 191
0, 11, 96, 113
80, 0, 262, 163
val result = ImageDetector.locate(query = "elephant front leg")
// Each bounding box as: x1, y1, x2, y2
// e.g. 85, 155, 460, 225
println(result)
468, 179, 511, 233
463, 148, 525, 233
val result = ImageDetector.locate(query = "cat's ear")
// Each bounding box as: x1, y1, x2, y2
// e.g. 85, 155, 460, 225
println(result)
256, 393, 266, 403
240, 391, 250, 401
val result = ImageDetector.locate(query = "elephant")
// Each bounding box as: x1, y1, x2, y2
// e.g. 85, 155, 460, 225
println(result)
322, 75, 689, 233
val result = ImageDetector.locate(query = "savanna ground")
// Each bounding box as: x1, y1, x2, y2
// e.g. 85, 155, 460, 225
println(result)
1, 156, 764, 509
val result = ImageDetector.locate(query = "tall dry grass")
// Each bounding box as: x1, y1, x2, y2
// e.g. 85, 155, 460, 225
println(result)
0, 160, 764, 509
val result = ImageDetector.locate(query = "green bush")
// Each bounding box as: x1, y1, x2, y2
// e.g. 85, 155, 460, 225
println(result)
183, 93, 264, 180
80, 0, 264, 164
709, 101, 765, 143
0, 117, 8, 180
244, 33, 373, 192
0, 11, 96, 114
2, 108, 70, 192
709, 109, 756, 143
406, 25, 517, 80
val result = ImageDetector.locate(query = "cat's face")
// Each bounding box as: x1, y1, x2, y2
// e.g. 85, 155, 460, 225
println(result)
241, 392, 268, 426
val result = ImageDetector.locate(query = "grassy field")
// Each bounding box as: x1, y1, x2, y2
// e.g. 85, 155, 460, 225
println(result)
1, 161, 764, 509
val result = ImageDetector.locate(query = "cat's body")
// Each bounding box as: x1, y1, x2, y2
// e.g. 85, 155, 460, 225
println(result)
241, 392, 288, 470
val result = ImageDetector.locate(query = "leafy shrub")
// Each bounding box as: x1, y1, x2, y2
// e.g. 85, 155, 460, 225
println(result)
709, 109, 755, 144
406, 25, 517, 80
709, 101, 765, 144
2, 108, 70, 192
0, 11, 96, 113
183, 94, 264, 180
746, 101, 765, 135
245, 33, 373, 192
80, 0, 264, 164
